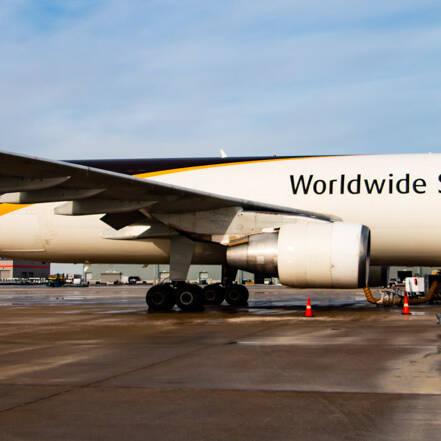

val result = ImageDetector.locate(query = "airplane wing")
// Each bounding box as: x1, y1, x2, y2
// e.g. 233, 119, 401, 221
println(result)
0, 150, 337, 230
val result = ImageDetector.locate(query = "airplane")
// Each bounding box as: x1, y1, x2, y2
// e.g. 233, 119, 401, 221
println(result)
0, 150, 439, 311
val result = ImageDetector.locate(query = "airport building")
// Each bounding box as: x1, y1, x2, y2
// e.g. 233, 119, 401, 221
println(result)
1, 257, 439, 286
388, 266, 440, 280
85, 263, 440, 285
85, 263, 441, 285
0, 259, 50, 279
86, 263, 254, 284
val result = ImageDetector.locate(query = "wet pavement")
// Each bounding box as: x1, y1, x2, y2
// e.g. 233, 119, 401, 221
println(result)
0, 285, 440, 440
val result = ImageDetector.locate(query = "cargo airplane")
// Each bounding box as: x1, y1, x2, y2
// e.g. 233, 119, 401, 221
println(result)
0, 151, 438, 311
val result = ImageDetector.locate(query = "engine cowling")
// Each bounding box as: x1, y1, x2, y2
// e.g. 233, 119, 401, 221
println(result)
226, 222, 370, 288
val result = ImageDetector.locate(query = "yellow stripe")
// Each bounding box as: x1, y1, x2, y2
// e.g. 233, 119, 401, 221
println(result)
227, 239, 249, 247
134, 157, 305, 179
0, 203, 31, 216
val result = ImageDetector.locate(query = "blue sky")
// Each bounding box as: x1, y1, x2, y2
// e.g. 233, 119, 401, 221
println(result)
1, 0, 441, 159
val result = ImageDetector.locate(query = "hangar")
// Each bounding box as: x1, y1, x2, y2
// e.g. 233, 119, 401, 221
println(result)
86, 263, 255, 285
0, 258, 50, 279
86, 263, 437, 286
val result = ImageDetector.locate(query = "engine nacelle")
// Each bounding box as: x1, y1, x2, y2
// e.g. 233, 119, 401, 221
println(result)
227, 222, 370, 288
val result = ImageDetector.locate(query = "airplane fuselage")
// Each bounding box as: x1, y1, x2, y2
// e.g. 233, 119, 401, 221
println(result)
0, 154, 439, 266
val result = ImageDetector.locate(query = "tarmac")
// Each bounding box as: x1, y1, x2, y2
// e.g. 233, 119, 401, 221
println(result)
0, 285, 440, 441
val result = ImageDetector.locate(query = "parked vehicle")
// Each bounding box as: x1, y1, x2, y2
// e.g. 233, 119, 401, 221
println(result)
128, 276, 141, 285
46, 274, 65, 287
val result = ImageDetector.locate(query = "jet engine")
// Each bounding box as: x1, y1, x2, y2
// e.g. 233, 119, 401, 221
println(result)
226, 222, 370, 288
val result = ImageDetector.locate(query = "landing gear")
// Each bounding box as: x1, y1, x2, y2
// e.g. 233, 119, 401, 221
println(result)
225, 284, 249, 306
146, 281, 249, 311
146, 284, 176, 311
146, 283, 205, 311
202, 283, 226, 305
176, 283, 204, 311
202, 265, 249, 307
145, 260, 249, 311
221, 265, 249, 306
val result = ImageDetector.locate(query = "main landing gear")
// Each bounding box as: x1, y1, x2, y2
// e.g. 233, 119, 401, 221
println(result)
224, 284, 249, 306
201, 283, 249, 306
146, 282, 204, 312
146, 281, 249, 312
147, 234, 249, 312
145, 284, 176, 311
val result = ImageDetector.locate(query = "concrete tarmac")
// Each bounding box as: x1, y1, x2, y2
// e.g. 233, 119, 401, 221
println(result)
0, 285, 440, 441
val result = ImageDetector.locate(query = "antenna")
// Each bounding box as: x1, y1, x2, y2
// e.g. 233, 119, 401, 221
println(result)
220, 149, 228, 158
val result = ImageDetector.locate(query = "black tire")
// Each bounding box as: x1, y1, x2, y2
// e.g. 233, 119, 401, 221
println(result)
225, 284, 249, 306
146, 284, 176, 311
176, 284, 205, 311
203, 283, 226, 305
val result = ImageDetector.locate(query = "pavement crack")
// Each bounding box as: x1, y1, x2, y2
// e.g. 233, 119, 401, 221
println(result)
0, 387, 74, 414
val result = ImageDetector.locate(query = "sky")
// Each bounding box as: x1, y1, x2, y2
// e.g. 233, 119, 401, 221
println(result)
1, 0, 441, 160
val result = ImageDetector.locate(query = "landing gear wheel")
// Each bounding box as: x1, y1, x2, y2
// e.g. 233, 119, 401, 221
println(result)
146, 284, 176, 311
225, 284, 249, 306
203, 283, 226, 305
176, 284, 204, 311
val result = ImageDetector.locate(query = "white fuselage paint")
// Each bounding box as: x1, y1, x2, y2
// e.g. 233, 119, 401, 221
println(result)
0, 154, 440, 266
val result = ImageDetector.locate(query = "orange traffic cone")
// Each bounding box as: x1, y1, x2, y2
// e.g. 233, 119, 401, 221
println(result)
305, 297, 313, 317
402, 293, 411, 315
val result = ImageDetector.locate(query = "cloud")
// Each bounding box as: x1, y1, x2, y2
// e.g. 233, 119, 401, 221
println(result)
0, 1, 441, 158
